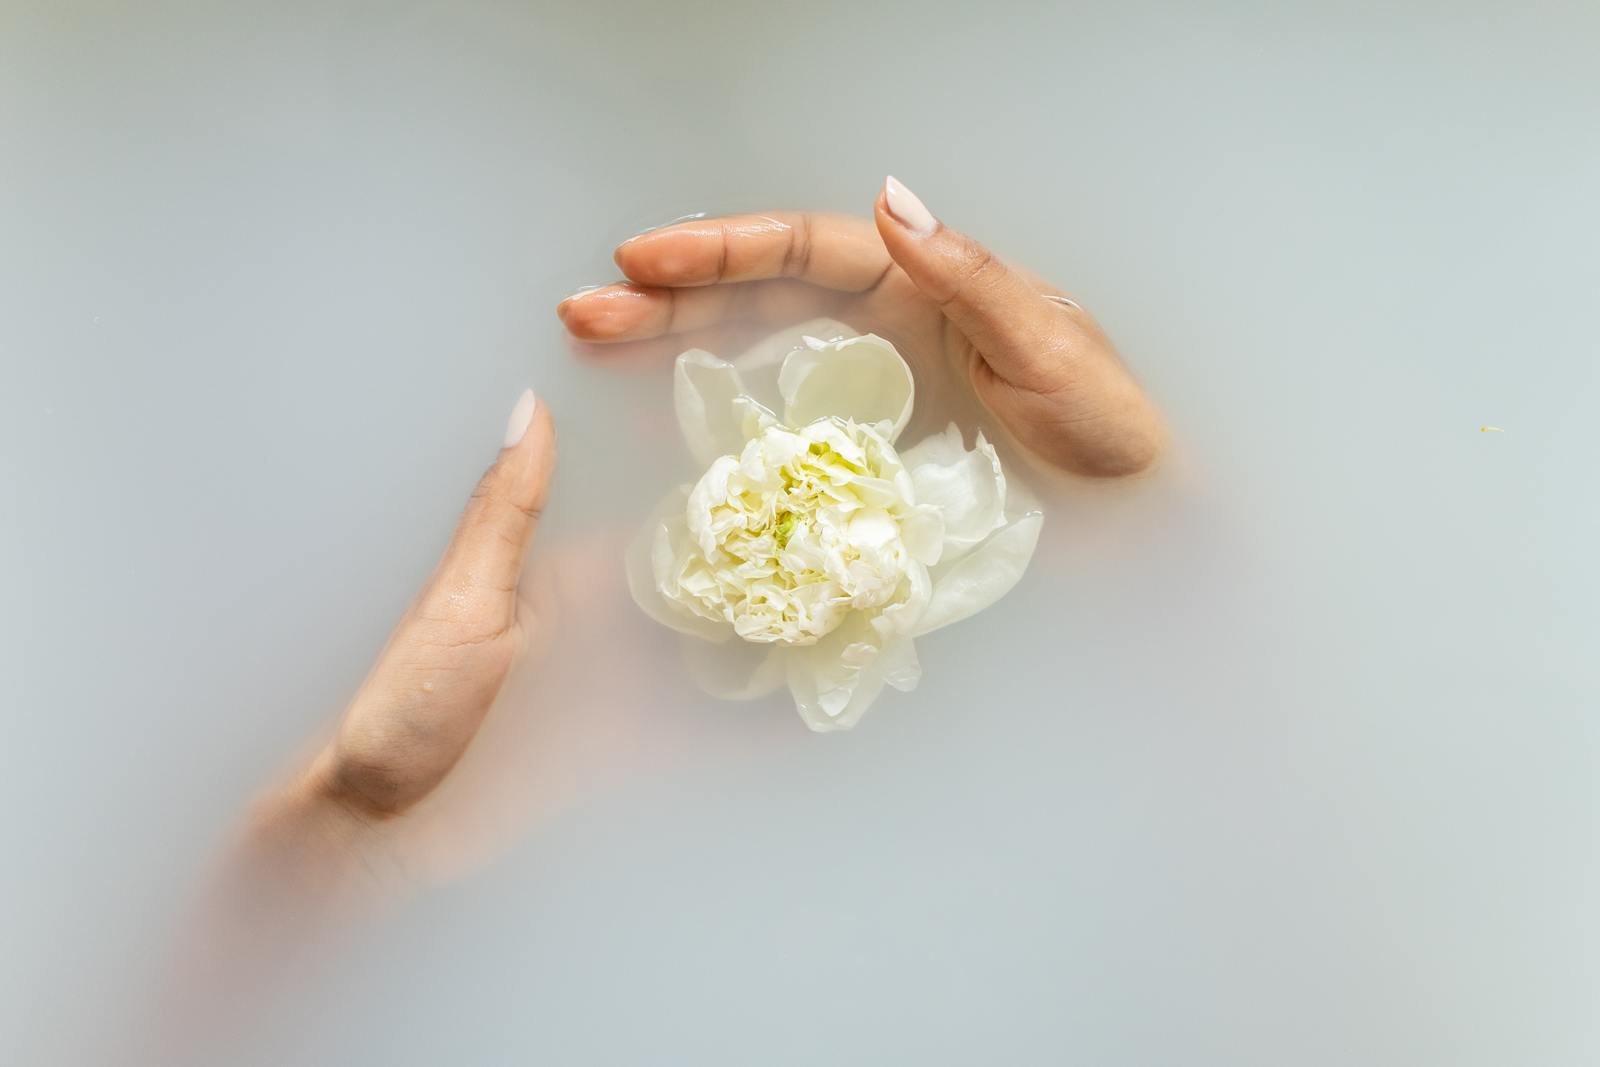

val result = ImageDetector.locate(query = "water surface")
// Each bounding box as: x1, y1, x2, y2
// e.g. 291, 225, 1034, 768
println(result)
3, 1, 1596, 1063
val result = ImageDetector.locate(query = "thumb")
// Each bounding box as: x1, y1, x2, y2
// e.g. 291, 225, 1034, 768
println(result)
873, 177, 1164, 477
873, 175, 1076, 394
417, 387, 557, 642
319, 388, 557, 816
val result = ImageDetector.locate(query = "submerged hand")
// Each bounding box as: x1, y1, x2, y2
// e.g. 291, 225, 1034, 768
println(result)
557, 177, 1163, 477
313, 390, 556, 817
241, 390, 557, 890
169, 391, 558, 1045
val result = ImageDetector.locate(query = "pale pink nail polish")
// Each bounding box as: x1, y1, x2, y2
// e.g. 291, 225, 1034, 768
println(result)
503, 388, 537, 448
883, 175, 937, 237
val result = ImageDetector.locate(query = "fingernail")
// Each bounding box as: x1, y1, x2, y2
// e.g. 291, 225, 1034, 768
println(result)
883, 176, 936, 237
503, 388, 537, 448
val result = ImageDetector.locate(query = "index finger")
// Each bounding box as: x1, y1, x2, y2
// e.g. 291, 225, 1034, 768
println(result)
614, 212, 893, 292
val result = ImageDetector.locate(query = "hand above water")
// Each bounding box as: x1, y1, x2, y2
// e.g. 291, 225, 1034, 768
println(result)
558, 176, 1164, 478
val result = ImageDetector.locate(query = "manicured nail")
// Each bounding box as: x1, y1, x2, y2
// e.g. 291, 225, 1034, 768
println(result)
883, 176, 936, 237
503, 388, 537, 448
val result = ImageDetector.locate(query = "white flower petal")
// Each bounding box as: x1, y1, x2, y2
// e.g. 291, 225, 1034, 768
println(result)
786, 615, 883, 731
733, 395, 778, 441
872, 561, 931, 640
788, 634, 919, 732
646, 336, 1040, 728
685, 455, 739, 557
914, 511, 1043, 637
899, 421, 965, 467
683, 638, 786, 700
900, 505, 945, 566
902, 423, 1007, 563
625, 488, 735, 643
778, 333, 915, 441
733, 316, 856, 375
675, 349, 751, 467
804, 668, 889, 733
879, 638, 922, 692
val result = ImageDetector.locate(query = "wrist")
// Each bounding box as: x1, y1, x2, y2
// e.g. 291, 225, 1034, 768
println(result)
239, 758, 401, 899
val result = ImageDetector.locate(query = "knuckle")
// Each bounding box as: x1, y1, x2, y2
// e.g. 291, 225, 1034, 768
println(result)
470, 464, 504, 502
939, 244, 1000, 309
325, 744, 414, 819
468, 468, 542, 525
713, 220, 733, 281
659, 286, 683, 333
782, 213, 815, 277
961, 245, 997, 286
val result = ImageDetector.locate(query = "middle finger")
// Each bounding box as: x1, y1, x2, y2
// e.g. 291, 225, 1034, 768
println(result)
614, 212, 892, 292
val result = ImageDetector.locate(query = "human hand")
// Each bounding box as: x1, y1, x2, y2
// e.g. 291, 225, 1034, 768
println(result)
168, 390, 572, 1048
557, 177, 1163, 478
239, 390, 557, 894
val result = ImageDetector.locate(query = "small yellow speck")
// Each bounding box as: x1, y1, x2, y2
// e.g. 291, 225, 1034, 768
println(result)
421, 681, 435, 693
1479, 425, 1504, 433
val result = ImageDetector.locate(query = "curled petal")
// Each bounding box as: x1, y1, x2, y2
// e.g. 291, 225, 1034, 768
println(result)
733, 395, 778, 440
675, 349, 752, 467
685, 455, 739, 557
902, 424, 1007, 563
778, 334, 915, 442
733, 316, 857, 375
786, 615, 894, 732
900, 504, 945, 567
625, 488, 735, 643
914, 512, 1043, 637
878, 638, 922, 693
872, 560, 932, 641
795, 668, 887, 733
684, 638, 786, 700
789, 637, 919, 732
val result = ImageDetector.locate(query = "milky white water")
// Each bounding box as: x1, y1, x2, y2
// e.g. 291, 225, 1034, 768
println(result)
3, 1, 1596, 1063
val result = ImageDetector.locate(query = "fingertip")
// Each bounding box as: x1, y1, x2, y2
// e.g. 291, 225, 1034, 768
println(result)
871, 188, 893, 233
612, 237, 638, 274
489, 393, 557, 520
872, 177, 943, 277
881, 175, 938, 237
502, 388, 537, 448
526, 393, 558, 451
556, 291, 602, 337
612, 237, 660, 282
556, 285, 658, 341
500, 388, 557, 469
556, 283, 606, 319
536, 394, 557, 440
615, 229, 712, 286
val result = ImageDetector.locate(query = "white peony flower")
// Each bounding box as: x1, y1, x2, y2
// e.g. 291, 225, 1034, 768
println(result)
627, 328, 1043, 732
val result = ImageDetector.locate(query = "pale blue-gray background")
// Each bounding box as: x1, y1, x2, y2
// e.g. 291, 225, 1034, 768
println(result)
3, 0, 1596, 1063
